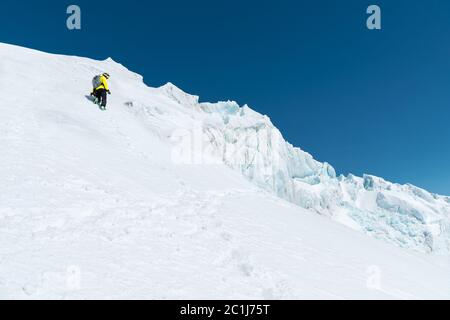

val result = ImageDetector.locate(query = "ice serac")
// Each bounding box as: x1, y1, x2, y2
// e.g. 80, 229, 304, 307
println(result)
155, 81, 450, 254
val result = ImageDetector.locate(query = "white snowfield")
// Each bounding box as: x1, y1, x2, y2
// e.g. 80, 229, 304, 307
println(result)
0, 42, 449, 299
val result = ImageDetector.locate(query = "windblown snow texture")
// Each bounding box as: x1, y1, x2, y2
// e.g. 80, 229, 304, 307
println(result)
0, 43, 449, 299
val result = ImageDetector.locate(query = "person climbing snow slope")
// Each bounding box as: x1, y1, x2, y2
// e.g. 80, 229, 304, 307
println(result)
91, 73, 111, 110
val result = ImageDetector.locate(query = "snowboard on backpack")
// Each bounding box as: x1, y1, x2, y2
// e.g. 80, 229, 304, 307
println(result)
92, 75, 102, 89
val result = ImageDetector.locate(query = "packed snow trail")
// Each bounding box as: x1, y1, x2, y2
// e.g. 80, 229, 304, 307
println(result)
0, 43, 449, 299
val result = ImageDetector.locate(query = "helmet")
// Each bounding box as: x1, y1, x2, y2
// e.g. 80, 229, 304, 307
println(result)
103, 73, 110, 79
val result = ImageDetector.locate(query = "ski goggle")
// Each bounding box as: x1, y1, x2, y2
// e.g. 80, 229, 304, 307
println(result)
103, 73, 110, 79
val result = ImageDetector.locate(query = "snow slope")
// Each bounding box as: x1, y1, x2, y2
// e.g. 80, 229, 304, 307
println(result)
0, 42, 449, 299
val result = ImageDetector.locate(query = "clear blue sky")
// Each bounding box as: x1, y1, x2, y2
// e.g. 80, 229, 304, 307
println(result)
1, 0, 449, 195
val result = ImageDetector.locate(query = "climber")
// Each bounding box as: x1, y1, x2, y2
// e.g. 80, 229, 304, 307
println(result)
91, 73, 111, 110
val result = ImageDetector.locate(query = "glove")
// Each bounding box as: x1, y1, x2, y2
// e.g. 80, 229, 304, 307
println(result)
107, 90, 111, 95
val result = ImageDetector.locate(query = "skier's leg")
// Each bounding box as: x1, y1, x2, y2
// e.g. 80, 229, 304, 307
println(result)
100, 89, 107, 108
94, 89, 101, 104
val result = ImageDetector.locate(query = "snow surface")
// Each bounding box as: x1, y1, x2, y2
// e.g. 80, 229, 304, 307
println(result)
0, 42, 449, 299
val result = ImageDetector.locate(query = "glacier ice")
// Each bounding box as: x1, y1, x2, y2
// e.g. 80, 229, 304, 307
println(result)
155, 81, 450, 254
